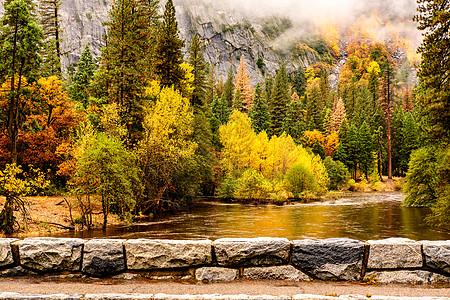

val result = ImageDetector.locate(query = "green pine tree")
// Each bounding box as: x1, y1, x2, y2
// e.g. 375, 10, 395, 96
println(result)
223, 66, 235, 108
291, 66, 307, 97
249, 83, 271, 134
282, 99, 305, 143
233, 88, 244, 112
269, 63, 290, 136
154, 0, 184, 90
103, 0, 159, 141
358, 121, 375, 180
415, 0, 450, 142
211, 95, 230, 125
69, 43, 97, 108
188, 35, 207, 108
38, 0, 62, 76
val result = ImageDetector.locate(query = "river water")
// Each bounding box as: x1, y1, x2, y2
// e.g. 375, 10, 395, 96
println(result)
49, 192, 450, 241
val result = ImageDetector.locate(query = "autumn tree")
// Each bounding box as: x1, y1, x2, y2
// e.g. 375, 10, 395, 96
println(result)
0, 164, 49, 234
234, 55, 254, 112
154, 0, 184, 90
329, 97, 346, 133
0, 0, 43, 165
138, 85, 196, 213
73, 128, 141, 230
219, 110, 256, 175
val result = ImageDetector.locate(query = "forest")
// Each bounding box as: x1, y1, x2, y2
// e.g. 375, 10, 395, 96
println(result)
0, 0, 448, 234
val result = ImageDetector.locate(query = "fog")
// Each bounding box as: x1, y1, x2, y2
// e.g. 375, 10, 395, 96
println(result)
196, 0, 417, 25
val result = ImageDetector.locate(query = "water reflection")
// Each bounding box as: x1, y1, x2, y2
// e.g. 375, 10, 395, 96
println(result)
48, 192, 450, 241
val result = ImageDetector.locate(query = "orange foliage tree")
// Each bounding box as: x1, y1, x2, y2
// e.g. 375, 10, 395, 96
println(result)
234, 55, 254, 112
22, 76, 79, 182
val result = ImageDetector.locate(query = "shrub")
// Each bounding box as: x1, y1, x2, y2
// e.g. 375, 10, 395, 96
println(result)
235, 169, 271, 200
323, 157, 350, 190
348, 179, 358, 191
217, 176, 238, 199
286, 162, 317, 198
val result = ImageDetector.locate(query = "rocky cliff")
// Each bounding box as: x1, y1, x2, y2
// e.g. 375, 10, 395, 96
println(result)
0, 0, 321, 83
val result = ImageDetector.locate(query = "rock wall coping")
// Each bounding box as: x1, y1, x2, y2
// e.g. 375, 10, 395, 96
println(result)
0, 294, 449, 300
0, 238, 448, 284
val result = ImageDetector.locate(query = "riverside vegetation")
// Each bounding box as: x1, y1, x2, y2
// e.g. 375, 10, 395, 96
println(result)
0, 0, 448, 234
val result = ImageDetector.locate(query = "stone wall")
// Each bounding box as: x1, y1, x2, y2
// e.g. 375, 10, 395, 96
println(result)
0, 237, 449, 284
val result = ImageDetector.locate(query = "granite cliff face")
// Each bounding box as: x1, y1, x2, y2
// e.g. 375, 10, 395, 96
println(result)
174, 0, 320, 84
0, 0, 320, 82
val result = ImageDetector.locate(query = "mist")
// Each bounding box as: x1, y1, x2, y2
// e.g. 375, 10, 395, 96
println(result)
196, 0, 418, 25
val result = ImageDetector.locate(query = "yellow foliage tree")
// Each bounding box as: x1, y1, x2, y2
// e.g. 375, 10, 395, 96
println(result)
249, 131, 269, 173
219, 110, 256, 174
324, 132, 339, 157
302, 130, 325, 148
139, 85, 197, 203
0, 164, 49, 234
263, 133, 301, 179
219, 111, 330, 200
32, 76, 73, 128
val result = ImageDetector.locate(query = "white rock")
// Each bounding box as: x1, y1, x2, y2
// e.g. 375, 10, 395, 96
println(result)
195, 267, 238, 282
0, 238, 18, 268
124, 239, 212, 270
214, 238, 291, 267
366, 238, 422, 269
243, 265, 311, 281
17, 238, 85, 272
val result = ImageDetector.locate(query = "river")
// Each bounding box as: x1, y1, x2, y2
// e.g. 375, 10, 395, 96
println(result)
47, 192, 450, 241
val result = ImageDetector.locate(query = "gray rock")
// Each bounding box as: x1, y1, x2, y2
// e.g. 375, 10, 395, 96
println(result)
365, 270, 450, 284
124, 239, 212, 270
154, 295, 290, 300
82, 239, 126, 277
292, 238, 364, 281
366, 238, 422, 269
243, 265, 311, 281
0, 266, 38, 277
372, 297, 450, 300
18, 238, 85, 272
0, 293, 82, 299
214, 238, 291, 267
292, 296, 336, 300
111, 273, 144, 280
422, 240, 450, 274
195, 267, 238, 282
0, 239, 17, 269
84, 294, 153, 300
